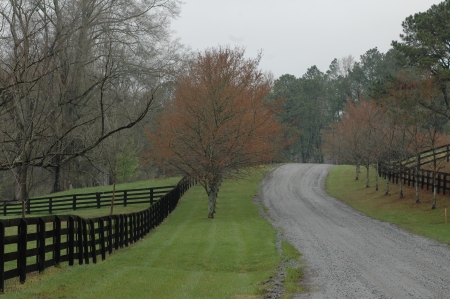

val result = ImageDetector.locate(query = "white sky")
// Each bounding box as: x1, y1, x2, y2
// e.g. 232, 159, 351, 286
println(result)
171, 0, 442, 79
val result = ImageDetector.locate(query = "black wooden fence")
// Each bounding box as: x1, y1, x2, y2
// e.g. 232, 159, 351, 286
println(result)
378, 165, 450, 196
397, 144, 450, 169
0, 177, 194, 292
2, 185, 176, 216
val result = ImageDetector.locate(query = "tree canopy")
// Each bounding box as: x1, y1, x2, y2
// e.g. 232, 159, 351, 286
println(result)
147, 46, 283, 218
392, 0, 450, 115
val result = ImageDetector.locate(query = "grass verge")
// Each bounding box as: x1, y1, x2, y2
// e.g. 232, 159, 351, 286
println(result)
326, 165, 450, 245
4, 171, 282, 298
281, 241, 305, 297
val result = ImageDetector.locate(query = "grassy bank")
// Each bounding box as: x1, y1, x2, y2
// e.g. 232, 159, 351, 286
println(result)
326, 165, 450, 245
4, 170, 300, 298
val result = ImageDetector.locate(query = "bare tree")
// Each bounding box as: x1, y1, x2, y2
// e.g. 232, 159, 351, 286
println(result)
0, 0, 182, 217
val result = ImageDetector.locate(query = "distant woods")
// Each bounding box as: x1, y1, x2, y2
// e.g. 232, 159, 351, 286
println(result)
268, 48, 400, 163
272, 0, 450, 168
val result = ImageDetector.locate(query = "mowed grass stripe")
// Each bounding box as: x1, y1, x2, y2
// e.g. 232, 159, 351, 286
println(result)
4, 171, 280, 298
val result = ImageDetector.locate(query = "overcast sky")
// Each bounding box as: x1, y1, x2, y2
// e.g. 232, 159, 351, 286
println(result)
171, 0, 442, 79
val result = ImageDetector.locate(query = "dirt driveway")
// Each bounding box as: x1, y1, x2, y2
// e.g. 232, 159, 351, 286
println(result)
261, 163, 450, 299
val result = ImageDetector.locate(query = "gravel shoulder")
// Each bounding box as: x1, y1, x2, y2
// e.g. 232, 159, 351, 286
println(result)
261, 163, 450, 299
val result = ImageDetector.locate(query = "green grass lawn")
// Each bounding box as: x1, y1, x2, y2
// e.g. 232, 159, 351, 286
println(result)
326, 165, 450, 245
3, 170, 301, 298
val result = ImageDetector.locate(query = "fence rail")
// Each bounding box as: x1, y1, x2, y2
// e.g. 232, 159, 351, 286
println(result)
378, 164, 450, 196
0, 177, 194, 292
2, 185, 176, 216
396, 144, 450, 169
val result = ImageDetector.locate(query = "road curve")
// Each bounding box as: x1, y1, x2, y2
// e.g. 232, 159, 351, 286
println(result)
261, 163, 450, 299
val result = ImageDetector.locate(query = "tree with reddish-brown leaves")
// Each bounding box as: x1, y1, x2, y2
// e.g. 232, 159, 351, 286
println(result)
323, 99, 386, 188
147, 46, 284, 218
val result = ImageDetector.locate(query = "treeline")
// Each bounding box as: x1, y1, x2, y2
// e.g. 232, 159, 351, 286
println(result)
277, 0, 450, 209
0, 0, 183, 210
267, 48, 400, 162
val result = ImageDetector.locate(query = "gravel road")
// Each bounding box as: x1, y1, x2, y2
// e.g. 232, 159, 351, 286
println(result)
261, 163, 450, 299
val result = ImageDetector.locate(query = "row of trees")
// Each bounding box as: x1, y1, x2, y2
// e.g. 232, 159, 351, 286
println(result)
0, 0, 183, 216
322, 0, 450, 209
269, 0, 450, 165
267, 47, 401, 163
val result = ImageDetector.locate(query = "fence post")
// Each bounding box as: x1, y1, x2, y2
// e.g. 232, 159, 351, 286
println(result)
49, 198, 53, 214
145, 209, 150, 234
99, 218, 106, 261
150, 206, 154, 229
77, 217, 83, 265
124, 191, 127, 207
136, 213, 140, 240
139, 212, 144, 239
119, 214, 124, 248
421, 171, 425, 189
18, 218, 27, 283
26, 198, 30, 214
444, 174, 447, 195
68, 216, 75, 266
114, 215, 120, 250
89, 219, 97, 264
150, 188, 154, 205
447, 145, 449, 162
0, 221, 4, 293
130, 213, 136, 244
107, 216, 113, 254
96, 193, 101, 209
3, 205, 5, 216
438, 173, 441, 194
82, 219, 89, 264
73, 195, 77, 211
53, 216, 61, 265
38, 218, 46, 273
124, 215, 129, 247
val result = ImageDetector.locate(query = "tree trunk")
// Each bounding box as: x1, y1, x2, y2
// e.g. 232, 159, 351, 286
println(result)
365, 165, 369, 188
207, 190, 217, 218
385, 164, 389, 195
415, 159, 420, 203
207, 180, 220, 218
355, 164, 360, 180
415, 170, 420, 203
52, 164, 61, 193
385, 178, 389, 195
110, 177, 116, 215
431, 158, 437, 209
21, 150, 27, 218
399, 164, 403, 198
375, 163, 379, 191
431, 173, 437, 209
